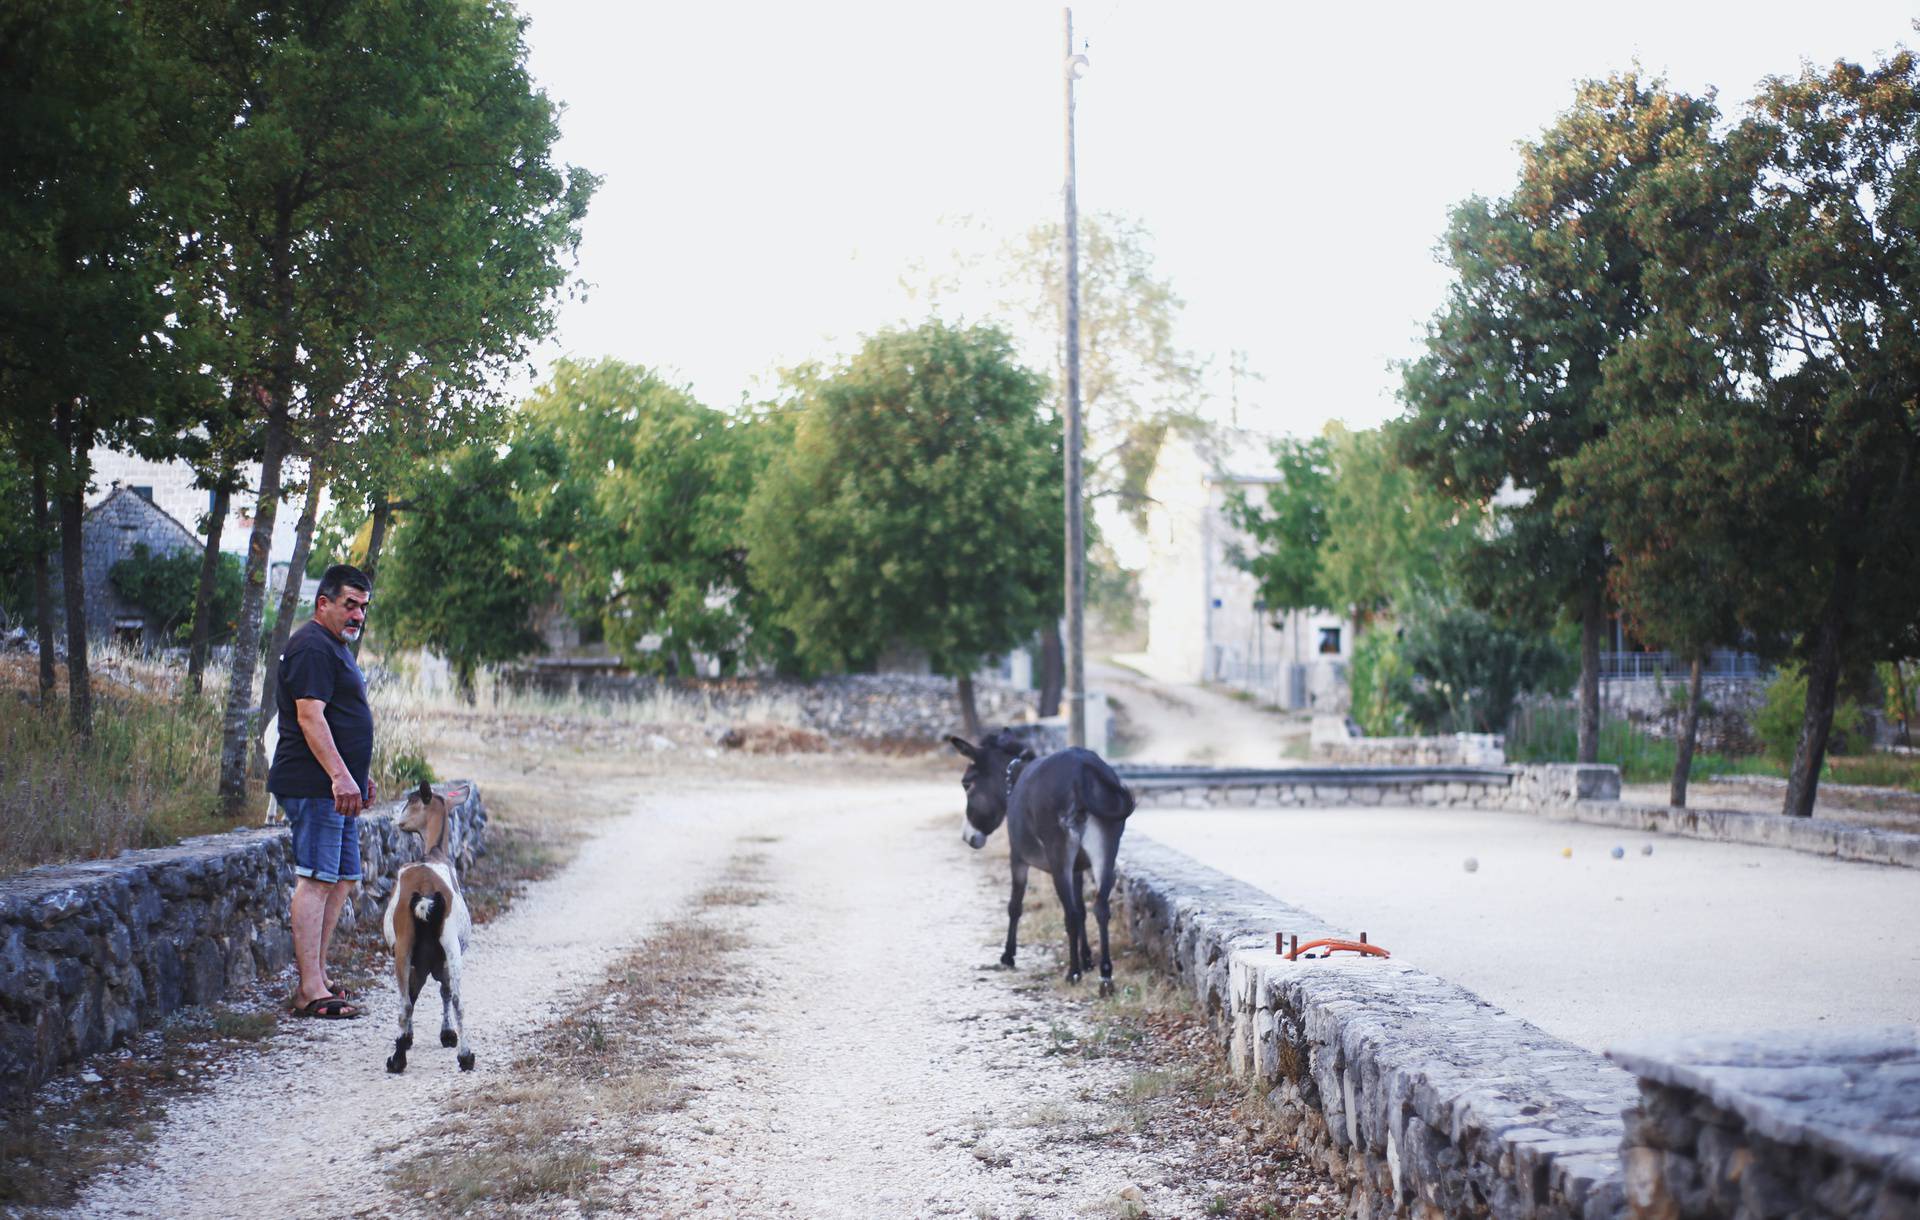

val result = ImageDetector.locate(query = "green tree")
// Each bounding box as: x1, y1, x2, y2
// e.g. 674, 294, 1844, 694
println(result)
1398, 595, 1575, 735
742, 320, 1062, 734
1398, 73, 1716, 764
139, 0, 596, 812
519, 359, 766, 676
379, 438, 573, 699
1601, 50, 1920, 817
1224, 435, 1333, 615
0, 0, 208, 734
109, 544, 244, 646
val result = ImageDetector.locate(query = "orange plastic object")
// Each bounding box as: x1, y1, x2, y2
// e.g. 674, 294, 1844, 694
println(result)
1279, 936, 1390, 961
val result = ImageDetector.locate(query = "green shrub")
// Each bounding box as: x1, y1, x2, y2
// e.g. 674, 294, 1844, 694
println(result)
1754, 664, 1869, 766
1505, 702, 1773, 784
385, 750, 436, 788
109, 543, 243, 644
1349, 628, 1413, 736
1398, 596, 1575, 734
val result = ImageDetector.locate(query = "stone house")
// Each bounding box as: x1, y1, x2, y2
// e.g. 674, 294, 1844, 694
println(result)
72, 486, 203, 650
1135, 429, 1350, 709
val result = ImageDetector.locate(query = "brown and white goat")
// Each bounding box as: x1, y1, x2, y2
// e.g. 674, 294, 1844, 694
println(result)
382, 782, 474, 1073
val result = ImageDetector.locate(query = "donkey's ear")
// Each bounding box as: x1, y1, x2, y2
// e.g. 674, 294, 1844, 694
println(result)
1019, 747, 1037, 763
948, 735, 981, 761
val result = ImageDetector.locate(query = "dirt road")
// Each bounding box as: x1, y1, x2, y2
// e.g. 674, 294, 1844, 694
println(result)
1096, 660, 1307, 767
66, 773, 1306, 1219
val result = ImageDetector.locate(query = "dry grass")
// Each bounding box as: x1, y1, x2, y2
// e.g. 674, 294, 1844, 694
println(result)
387, 845, 766, 1215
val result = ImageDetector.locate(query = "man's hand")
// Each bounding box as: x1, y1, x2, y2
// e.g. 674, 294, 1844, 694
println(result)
332, 772, 364, 817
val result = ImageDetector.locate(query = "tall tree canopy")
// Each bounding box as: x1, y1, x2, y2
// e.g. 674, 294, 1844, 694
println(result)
1578, 50, 1920, 816
142, 0, 595, 813
519, 359, 767, 676
1398, 73, 1716, 763
742, 320, 1062, 730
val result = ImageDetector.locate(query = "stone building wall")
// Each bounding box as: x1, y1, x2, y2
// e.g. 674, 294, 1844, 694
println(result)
0, 786, 486, 1101
67, 486, 202, 649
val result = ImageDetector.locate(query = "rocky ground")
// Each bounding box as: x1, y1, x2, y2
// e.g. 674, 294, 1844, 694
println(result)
8, 706, 1338, 1219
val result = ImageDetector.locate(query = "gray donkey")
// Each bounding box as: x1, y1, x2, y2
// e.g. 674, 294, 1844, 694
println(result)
950, 728, 1136, 994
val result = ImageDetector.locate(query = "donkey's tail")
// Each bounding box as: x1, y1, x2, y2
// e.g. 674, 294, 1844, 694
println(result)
1079, 761, 1137, 820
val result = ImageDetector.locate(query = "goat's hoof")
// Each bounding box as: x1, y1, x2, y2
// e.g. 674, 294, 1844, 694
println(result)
386, 1053, 407, 1074
440, 1029, 459, 1048
1098, 978, 1116, 998
457, 1051, 475, 1072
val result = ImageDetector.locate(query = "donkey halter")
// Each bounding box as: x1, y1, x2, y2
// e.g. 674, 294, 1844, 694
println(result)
1005, 755, 1026, 797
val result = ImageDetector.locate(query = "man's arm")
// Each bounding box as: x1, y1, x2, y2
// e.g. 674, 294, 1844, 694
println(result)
294, 697, 364, 816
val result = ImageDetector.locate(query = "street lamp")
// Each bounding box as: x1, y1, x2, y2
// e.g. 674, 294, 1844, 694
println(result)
1062, 7, 1087, 748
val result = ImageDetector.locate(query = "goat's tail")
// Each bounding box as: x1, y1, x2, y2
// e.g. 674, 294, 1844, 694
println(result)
409, 890, 448, 931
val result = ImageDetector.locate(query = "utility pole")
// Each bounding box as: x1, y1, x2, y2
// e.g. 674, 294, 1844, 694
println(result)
1062, 7, 1088, 748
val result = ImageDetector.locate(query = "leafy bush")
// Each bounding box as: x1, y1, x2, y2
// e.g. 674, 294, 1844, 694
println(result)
1398, 597, 1574, 733
109, 543, 242, 644
384, 750, 436, 788
1754, 663, 1869, 767
1349, 628, 1413, 735
1506, 703, 1773, 783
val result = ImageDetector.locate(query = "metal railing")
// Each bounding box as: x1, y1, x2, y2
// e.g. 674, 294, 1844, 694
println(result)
1597, 649, 1769, 681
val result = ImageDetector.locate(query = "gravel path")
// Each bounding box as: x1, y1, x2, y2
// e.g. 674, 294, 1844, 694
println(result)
604, 782, 1241, 1218
66, 777, 1262, 1218
1096, 659, 1306, 766
69, 783, 766, 1219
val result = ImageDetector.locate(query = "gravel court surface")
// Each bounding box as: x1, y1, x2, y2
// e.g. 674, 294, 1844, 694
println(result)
1133, 806, 1920, 1054
68, 783, 772, 1220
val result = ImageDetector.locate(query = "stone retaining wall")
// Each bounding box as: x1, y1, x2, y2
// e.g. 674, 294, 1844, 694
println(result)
1114, 835, 1636, 1218
0, 785, 486, 1101
1122, 764, 1614, 813
1611, 1029, 1920, 1219
1310, 719, 1508, 767
1540, 799, 1920, 870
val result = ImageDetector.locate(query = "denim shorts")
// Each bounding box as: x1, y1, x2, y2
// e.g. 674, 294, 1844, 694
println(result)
280, 797, 363, 884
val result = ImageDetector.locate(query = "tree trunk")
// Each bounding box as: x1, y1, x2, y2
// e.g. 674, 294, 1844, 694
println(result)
352, 496, 392, 659
1783, 609, 1847, 819
218, 401, 291, 817
254, 459, 327, 781
29, 463, 56, 698
956, 672, 982, 740
1577, 583, 1602, 764
1038, 620, 1063, 718
1893, 660, 1913, 749
185, 479, 232, 696
53, 404, 92, 738
1669, 655, 1704, 809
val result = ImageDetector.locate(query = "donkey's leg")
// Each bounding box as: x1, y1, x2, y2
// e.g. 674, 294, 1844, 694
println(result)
1074, 860, 1094, 973
1047, 859, 1087, 983
1001, 859, 1030, 968
1091, 821, 1123, 997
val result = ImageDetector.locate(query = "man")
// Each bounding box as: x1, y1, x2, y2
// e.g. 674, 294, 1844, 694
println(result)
268, 563, 376, 1019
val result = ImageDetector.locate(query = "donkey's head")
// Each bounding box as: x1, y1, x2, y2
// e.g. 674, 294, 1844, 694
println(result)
948, 729, 1036, 850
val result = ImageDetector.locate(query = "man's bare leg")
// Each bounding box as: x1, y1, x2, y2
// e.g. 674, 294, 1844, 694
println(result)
318, 880, 354, 994
290, 877, 335, 1007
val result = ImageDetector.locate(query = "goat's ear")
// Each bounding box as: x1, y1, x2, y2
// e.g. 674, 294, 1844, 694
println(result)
416, 780, 433, 803
948, 735, 980, 761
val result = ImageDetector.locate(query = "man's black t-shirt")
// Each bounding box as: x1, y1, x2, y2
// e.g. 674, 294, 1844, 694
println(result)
267, 619, 374, 799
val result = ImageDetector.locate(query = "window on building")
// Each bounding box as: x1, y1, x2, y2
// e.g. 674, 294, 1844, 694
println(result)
1317, 626, 1342, 656
130, 485, 154, 502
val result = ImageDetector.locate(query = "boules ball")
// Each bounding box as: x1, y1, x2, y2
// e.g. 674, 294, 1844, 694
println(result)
1610, 845, 1625, 860
1641, 843, 1654, 856
1560, 846, 1572, 859
1463, 857, 1479, 873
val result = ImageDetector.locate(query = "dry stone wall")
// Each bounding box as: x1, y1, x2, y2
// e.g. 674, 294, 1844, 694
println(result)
0, 786, 486, 1101
1611, 1030, 1920, 1219
1114, 835, 1636, 1218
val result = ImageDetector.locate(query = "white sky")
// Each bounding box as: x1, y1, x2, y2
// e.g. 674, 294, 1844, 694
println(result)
513, 1, 1915, 438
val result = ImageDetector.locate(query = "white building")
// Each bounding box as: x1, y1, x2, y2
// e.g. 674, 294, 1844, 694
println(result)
1135, 429, 1350, 709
